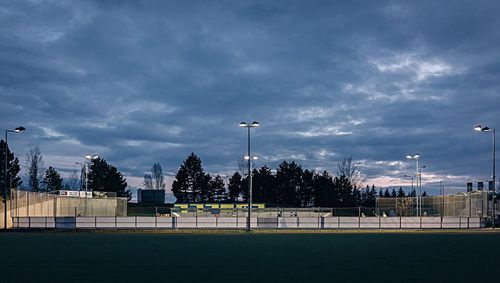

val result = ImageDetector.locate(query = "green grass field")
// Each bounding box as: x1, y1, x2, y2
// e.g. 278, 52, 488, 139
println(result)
1, 231, 498, 283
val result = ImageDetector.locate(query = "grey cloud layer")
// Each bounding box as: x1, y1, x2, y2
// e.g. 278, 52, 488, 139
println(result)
1, 0, 499, 193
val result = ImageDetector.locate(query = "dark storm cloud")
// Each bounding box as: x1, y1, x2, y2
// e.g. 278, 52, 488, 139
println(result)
1, 0, 499, 193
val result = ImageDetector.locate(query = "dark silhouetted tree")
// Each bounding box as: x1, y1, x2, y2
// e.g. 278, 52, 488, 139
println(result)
298, 169, 314, 207
397, 187, 406, 197
253, 166, 276, 204
276, 161, 303, 206
383, 188, 391, 198
172, 153, 210, 203
0, 140, 22, 196
88, 157, 130, 199
207, 175, 227, 202
143, 174, 153, 190
336, 156, 364, 188
391, 188, 397, 198
151, 162, 165, 190
313, 171, 334, 207
25, 146, 45, 192
43, 166, 63, 192
227, 172, 243, 202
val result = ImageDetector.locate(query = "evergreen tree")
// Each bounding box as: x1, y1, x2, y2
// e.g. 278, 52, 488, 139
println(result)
207, 175, 227, 202
379, 189, 384, 198
253, 166, 276, 204
397, 187, 406, 197
391, 188, 397, 198
409, 188, 416, 197
422, 191, 427, 197
333, 175, 355, 207
383, 188, 391, 198
0, 140, 22, 196
362, 185, 377, 207
43, 166, 63, 192
88, 157, 130, 199
298, 169, 314, 207
276, 161, 303, 206
313, 171, 334, 207
227, 172, 243, 202
171, 153, 210, 203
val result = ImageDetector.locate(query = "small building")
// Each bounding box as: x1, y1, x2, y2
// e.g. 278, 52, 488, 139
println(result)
137, 189, 165, 204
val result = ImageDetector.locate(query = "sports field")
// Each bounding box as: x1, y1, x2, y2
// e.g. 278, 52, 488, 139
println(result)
1, 231, 498, 283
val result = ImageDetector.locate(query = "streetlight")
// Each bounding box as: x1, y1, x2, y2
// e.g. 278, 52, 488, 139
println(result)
475, 124, 496, 227
84, 155, 99, 196
3, 126, 26, 229
239, 121, 259, 231
406, 153, 421, 217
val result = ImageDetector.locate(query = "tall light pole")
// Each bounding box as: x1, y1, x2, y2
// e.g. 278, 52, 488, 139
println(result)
240, 121, 259, 231
475, 124, 496, 227
3, 126, 26, 229
84, 155, 99, 197
406, 153, 420, 217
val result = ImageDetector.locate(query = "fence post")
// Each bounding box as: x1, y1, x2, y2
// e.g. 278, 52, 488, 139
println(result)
358, 207, 361, 229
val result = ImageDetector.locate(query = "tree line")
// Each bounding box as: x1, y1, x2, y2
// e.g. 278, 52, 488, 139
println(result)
0, 141, 130, 199
171, 153, 420, 208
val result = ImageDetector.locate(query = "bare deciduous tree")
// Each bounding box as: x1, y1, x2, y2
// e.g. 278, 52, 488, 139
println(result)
151, 162, 165, 190
336, 155, 365, 188
143, 174, 153, 190
237, 158, 255, 176
66, 169, 81, 190
25, 146, 45, 192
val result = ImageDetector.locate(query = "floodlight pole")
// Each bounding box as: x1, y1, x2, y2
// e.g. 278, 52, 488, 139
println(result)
475, 125, 496, 227
247, 126, 252, 231
240, 121, 259, 231
3, 130, 10, 230
492, 128, 496, 228
3, 127, 25, 229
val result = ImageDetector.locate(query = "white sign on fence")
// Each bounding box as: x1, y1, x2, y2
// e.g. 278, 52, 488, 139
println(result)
59, 190, 92, 198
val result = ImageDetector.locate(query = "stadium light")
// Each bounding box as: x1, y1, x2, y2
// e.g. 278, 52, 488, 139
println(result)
239, 121, 260, 231
83, 154, 99, 198
405, 153, 421, 217
4, 126, 26, 229
474, 124, 496, 228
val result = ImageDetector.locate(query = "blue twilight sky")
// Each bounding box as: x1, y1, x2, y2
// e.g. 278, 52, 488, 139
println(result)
1, 0, 499, 194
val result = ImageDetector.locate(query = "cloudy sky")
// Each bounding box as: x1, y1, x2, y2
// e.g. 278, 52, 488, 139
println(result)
1, 0, 499, 195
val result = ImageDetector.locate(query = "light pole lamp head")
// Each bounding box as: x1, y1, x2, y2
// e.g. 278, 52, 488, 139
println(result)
244, 156, 258, 160
14, 126, 26, 133
251, 121, 260, 127
85, 154, 99, 160
475, 124, 492, 132
406, 153, 420, 160
239, 122, 248, 127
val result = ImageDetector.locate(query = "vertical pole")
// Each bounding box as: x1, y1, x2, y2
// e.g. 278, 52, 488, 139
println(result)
247, 126, 252, 232
492, 129, 496, 228
3, 130, 8, 229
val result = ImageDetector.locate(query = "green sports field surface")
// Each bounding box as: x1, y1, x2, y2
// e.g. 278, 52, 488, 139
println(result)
1, 231, 498, 283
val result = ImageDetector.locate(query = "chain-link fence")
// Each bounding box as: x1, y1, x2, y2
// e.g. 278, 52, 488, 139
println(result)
376, 191, 488, 217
